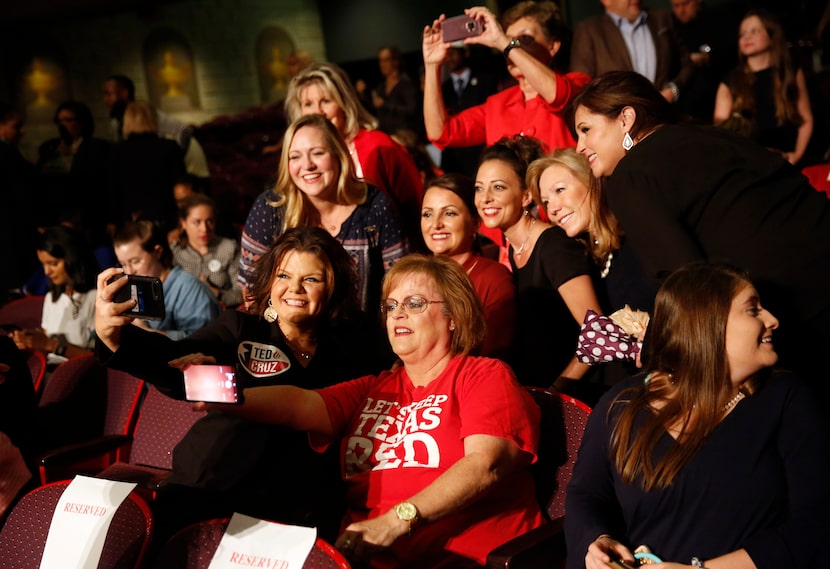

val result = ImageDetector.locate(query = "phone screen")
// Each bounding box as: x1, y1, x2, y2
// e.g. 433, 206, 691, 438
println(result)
182, 364, 241, 404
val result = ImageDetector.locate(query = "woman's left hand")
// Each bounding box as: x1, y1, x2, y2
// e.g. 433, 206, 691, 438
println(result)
335, 510, 408, 562
168, 353, 217, 369
464, 7, 508, 51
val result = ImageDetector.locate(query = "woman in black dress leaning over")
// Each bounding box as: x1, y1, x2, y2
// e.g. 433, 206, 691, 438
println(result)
572, 70, 830, 401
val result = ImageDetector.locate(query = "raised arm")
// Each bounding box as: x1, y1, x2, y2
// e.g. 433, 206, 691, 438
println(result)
464, 6, 561, 103
422, 15, 451, 142
95, 267, 138, 354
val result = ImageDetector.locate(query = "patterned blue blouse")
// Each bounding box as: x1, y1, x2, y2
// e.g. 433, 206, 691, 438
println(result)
239, 185, 408, 311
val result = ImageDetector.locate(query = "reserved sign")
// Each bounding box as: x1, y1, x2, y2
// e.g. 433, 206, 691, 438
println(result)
208, 513, 316, 569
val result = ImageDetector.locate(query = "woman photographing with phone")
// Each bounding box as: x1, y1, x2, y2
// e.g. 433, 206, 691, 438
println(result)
96, 227, 391, 546
193, 254, 544, 568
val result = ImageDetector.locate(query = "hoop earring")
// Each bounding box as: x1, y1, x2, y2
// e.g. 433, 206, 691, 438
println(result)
622, 132, 634, 151
263, 298, 278, 323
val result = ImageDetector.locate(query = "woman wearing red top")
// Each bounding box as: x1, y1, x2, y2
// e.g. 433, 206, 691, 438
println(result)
422, 2, 589, 152
420, 173, 516, 360
285, 62, 424, 249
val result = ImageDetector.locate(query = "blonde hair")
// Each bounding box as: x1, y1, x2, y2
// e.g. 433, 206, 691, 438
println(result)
122, 101, 158, 137
527, 148, 620, 264
267, 114, 367, 231
284, 62, 378, 140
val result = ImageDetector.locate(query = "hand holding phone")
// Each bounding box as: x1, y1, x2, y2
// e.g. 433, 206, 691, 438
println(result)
107, 274, 166, 321
442, 15, 483, 43
183, 364, 242, 404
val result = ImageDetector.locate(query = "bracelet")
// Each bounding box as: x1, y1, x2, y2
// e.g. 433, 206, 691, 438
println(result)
503, 37, 523, 59
691, 557, 706, 569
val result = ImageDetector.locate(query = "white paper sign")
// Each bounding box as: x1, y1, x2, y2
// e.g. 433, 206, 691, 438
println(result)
39, 476, 137, 569
208, 513, 317, 569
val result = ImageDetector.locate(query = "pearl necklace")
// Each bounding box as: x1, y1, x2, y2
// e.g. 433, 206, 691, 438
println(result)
600, 252, 614, 279
722, 390, 745, 412
511, 218, 535, 256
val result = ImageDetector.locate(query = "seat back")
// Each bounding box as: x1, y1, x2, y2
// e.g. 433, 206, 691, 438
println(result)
0, 480, 153, 569
0, 295, 44, 331
104, 369, 146, 437
129, 385, 205, 470
525, 387, 591, 521
38, 353, 103, 407
802, 162, 830, 196
26, 350, 47, 395
154, 518, 350, 569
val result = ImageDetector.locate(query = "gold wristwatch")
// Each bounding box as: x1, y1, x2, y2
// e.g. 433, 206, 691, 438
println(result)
393, 501, 419, 535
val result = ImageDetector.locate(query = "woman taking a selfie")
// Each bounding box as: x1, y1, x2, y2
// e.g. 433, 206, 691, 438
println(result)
96, 227, 389, 544
196, 254, 544, 568
239, 114, 407, 312
565, 263, 830, 569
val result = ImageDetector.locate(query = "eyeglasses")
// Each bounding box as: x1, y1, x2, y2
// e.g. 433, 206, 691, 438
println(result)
381, 295, 444, 315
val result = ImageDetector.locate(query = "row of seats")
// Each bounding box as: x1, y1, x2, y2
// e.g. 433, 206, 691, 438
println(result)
2, 296, 592, 568
0, 482, 351, 569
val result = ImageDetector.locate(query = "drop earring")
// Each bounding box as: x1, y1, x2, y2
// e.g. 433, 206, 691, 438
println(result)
263, 298, 278, 323
622, 132, 634, 151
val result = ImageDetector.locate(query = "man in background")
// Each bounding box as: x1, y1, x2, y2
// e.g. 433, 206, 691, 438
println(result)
439, 45, 497, 177
570, 0, 694, 103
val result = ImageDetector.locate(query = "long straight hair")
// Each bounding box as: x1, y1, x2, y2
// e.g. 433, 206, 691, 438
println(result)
610, 263, 763, 491
730, 10, 801, 128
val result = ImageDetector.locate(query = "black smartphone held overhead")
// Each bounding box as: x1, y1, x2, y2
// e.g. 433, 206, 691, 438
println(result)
442, 15, 483, 43
182, 364, 242, 404
108, 274, 166, 321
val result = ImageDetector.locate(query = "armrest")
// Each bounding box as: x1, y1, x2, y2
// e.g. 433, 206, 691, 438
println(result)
486, 516, 566, 569
38, 434, 132, 484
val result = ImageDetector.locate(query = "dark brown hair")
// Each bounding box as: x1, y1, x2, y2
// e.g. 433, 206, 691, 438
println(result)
610, 263, 763, 491
477, 135, 547, 190
114, 220, 173, 269
572, 71, 677, 140
247, 227, 360, 327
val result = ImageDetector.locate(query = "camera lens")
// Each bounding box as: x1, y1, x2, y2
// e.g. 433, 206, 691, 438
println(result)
466, 21, 475, 32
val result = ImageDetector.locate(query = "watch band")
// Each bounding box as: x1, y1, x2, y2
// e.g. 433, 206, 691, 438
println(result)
503, 37, 522, 59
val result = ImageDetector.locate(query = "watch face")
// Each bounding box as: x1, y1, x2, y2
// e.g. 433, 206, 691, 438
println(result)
395, 502, 417, 521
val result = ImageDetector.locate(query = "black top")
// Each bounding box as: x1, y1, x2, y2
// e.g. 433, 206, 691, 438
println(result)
96, 309, 390, 525
0, 336, 37, 463
565, 370, 830, 568
606, 123, 830, 325
724, 67, 799, 153
111, 133, 184, 230
509, 226, 593, 385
